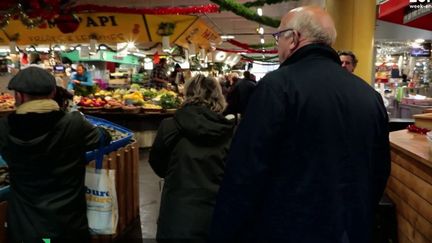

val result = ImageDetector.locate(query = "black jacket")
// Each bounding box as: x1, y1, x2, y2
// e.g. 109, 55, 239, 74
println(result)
210, 44, 390, 243
149, 104, 234, 240
0, 111, 111, 243
225, 78, 256, 116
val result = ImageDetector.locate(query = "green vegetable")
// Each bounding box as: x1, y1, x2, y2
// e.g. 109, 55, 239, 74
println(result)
159, 94, 181, 109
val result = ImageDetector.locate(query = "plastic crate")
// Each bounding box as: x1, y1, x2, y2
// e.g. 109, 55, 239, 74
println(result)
0, 156, 9, 201
85, 115, 134, 162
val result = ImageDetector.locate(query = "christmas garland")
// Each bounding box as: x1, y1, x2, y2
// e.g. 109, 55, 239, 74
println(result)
210, 0, 280, 27
243, 0, 298, 8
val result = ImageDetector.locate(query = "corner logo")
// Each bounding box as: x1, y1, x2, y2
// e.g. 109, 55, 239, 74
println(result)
410, 0, 431, 2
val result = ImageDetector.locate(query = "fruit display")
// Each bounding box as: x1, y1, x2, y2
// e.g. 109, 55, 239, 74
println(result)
78, 97, 107, 108
77, 86, 182, 113
0, 93, 15, 111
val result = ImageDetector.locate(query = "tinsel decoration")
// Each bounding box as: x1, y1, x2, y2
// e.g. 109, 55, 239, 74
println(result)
70, 4, 220, 15
210, 0, 280, 27
243, 0, 297, 8
55, 14, 80, 34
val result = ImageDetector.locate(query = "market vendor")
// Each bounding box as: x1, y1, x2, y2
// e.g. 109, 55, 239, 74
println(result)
67, 63, 95, 96
150, 58, 170, 89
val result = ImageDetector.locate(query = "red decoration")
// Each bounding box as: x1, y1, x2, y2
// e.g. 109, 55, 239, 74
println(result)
55, 14, 80, 34
70, 4, 220, 15
407, 124, 430, 134
153, 52, 160, 64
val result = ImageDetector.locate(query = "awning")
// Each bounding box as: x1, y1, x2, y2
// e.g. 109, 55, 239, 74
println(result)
0, 13, 220, 48
378, 0, 432, 31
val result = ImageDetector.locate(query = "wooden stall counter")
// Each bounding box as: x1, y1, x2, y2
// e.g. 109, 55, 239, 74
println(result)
387, 130, 432, 243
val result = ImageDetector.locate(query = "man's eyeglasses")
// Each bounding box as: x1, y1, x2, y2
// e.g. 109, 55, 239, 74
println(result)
272, 28, 294, 43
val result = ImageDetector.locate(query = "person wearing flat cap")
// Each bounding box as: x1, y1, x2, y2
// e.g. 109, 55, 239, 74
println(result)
0, 66, 112, 243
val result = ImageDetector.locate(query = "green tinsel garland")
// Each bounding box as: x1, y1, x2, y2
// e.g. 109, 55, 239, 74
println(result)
243, 0, 298, 8
210, 0, 280, 27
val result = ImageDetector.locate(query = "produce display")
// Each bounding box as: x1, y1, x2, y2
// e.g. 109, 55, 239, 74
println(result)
77, 86, 182, 114
0, 93, 15, 111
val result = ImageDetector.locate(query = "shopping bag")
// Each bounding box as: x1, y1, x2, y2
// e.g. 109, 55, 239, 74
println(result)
85, 130, 118, 235
85, 167, 118, 235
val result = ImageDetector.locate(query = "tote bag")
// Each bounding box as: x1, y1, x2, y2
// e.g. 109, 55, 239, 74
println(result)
85, 134, 118, 235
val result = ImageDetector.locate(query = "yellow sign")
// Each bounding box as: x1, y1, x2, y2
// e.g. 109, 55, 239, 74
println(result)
0, 13, 220, 50
175, 19, 222, 49
2, 13, 149, 45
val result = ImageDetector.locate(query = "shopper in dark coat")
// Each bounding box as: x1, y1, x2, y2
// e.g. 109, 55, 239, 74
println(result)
225, 71, 257, 116
149, 74, 234, 241
0, 67, 112, 243
210, 6, 390, 243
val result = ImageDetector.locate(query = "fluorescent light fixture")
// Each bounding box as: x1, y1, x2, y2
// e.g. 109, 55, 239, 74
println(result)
127, 41, 135, 49
60, 45, 66, 51
75, 46, 81, 51
257, 8, 263, 16
99, 45, 107, 50
133, 52, 146, 57
53, 45, 61, 51
258, 26, 264, 35
221, 35, 235, 40
36, 47, 50, 52
415, 39, 425, 43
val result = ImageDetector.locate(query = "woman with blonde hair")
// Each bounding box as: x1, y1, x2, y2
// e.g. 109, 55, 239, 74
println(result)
149, 74, 235, 241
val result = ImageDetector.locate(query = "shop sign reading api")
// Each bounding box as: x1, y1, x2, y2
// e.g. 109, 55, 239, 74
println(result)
25, 14, 140, 44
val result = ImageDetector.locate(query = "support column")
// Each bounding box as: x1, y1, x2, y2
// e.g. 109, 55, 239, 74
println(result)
326, 0, 376, 84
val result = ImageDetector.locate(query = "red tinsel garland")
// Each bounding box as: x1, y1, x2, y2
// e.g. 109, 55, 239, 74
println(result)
225, 39, 278, 53
70, 4, 220, 15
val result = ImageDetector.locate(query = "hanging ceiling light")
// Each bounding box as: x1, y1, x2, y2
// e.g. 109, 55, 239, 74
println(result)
257, 8, 263, 16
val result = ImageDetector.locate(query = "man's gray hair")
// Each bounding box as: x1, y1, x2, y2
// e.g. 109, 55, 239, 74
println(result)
284, 9, 337, 46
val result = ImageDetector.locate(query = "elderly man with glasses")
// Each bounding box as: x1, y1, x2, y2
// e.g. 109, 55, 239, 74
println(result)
210, 6, 390, 243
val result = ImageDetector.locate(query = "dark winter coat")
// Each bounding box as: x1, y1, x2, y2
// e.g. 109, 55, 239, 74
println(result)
225, 78, 256, 116
149, 104, 234, 241
0, 111, 111, 243
210, 44, 391, 243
